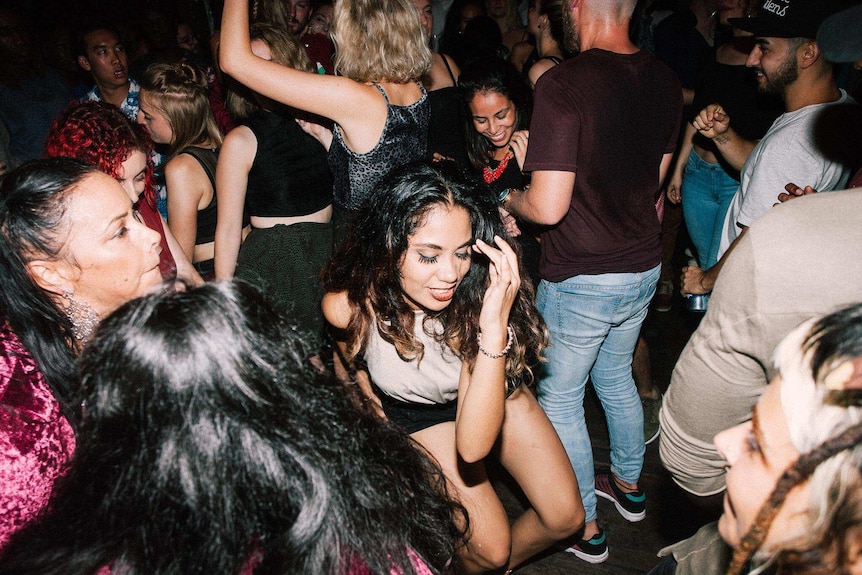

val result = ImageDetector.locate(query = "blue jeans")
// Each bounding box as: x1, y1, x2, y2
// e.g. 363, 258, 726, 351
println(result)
681, 149, 738, 269
536, 264, 660, 523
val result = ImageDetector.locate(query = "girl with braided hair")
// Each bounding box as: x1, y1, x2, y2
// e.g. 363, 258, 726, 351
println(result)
715, 303, 862, 575
138, 63, 240, 278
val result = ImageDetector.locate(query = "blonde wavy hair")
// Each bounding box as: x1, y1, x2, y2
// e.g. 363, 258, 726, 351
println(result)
331, 0, 432, 83
227, 23, 314, 119
139, 63, 223, 156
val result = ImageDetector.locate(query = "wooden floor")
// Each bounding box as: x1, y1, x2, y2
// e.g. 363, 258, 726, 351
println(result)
493, 291, 724, 574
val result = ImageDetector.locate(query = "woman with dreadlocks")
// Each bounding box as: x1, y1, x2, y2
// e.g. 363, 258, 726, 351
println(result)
648, 303, 862, 575
714, 303, 862, 575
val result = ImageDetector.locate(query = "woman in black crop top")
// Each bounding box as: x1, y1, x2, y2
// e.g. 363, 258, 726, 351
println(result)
220, 0, 432, 217
215, 24, 333, 345
139, 63, 223, 278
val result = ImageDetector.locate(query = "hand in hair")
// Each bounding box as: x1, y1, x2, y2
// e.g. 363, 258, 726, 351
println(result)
473, 235, 520, 354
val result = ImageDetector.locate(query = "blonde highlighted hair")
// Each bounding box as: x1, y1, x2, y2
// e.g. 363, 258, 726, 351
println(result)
227, 23, 314, 119
139, 63, 222, 156
331, 0, 432, 83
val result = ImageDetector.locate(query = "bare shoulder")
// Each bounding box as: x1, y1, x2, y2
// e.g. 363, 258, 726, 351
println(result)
222, 124, 257, 148
322, 290, 353, 329
220, 126, 258, 164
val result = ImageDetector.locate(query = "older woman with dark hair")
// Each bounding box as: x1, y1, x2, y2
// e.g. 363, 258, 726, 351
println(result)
0, 158, 163, 550
0, 280, 463, 574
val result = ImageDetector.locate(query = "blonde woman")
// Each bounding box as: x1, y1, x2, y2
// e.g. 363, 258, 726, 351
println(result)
220, 0, 432, 231
138, 63, 224, 278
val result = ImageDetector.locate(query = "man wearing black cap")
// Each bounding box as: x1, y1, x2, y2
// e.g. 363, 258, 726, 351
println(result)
678, 0, 855, 300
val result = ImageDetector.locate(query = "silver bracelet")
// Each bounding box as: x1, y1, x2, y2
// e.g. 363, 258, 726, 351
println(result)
478, 326, 514, 359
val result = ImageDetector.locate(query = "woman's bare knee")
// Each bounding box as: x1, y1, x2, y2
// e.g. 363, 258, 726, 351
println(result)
460, 531, 512, 572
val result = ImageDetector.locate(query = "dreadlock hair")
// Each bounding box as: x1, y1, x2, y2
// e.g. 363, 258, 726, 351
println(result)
726, 303, 862, 575
0, 280, 464, 574
321, 159, 547, 391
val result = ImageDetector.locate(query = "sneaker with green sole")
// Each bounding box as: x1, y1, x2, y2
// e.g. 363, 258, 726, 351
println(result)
565, 529, 609, 563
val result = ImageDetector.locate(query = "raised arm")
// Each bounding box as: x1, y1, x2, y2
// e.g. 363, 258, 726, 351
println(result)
455, 236, 520, 463
692, 104, 755, 172
219, 0, 382, 131
214, 126, 256, 279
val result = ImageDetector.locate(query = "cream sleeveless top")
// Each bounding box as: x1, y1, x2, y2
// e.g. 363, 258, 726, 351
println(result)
364, 313, 461, 404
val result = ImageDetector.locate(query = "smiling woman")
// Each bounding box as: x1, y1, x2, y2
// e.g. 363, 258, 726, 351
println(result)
0, 158, 164, 551
322, 160, 585, 573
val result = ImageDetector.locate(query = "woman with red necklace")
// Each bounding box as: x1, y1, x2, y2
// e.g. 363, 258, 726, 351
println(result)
460, 58, 540, 285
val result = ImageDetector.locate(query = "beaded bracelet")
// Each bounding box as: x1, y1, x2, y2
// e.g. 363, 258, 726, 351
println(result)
478, 326, 515, 359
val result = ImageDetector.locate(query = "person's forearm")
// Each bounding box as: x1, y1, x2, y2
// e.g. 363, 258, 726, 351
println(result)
503, 170, 574, 225
704, 226, 748, 291
710, 127, 755, 173
213, 225, 242, 280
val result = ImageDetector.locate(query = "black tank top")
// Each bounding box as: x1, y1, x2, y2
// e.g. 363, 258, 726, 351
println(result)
243, 109, 333, 217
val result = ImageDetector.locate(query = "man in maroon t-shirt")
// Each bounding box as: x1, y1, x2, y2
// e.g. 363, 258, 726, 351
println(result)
502, 0, 681, 563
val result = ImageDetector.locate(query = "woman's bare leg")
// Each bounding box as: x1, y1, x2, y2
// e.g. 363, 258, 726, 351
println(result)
497, 387, 586, 569
412, 422, 512, 574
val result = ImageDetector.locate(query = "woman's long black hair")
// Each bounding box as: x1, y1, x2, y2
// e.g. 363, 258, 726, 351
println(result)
0, 159, 97, 427
458, 57, 533, 171
322, 160, 547, 387
0, 281, 463, 574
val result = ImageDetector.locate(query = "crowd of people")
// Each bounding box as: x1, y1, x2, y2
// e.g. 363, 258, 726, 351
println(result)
1, 0, 861, 573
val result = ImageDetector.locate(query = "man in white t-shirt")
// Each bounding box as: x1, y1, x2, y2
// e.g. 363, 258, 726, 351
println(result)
679, 0, 854, 298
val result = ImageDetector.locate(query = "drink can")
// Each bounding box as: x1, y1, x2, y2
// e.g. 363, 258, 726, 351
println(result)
686, 294, 710, 313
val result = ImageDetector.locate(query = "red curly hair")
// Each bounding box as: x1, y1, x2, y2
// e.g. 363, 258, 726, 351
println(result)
44, 101, 159, 210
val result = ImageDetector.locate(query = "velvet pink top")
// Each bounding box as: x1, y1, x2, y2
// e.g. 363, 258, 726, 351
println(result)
0, 324, 75, 550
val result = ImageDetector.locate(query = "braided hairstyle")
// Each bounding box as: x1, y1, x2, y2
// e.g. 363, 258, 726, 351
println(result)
139, 62, 222, 155
726, 304, 862, 575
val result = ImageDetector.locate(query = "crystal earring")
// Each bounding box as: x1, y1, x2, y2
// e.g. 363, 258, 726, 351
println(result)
62, 289, 99, 342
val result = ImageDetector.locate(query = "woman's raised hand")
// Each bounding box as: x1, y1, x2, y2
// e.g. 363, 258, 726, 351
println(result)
473, 236, 520, 349
509, 130, 529, 170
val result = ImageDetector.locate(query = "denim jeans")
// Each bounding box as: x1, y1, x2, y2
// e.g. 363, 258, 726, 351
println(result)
681, 149, 738, 269
535, 264, 660, 523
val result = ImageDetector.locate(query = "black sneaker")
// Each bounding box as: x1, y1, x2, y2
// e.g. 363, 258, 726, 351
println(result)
595, 472, 646, 522
565, 529, 609, 563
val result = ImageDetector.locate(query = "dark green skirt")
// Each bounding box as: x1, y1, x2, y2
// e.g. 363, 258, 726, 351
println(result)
236, 222, 333, 345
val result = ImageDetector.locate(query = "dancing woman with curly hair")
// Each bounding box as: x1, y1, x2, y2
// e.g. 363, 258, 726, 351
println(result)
322, 161, 584, 573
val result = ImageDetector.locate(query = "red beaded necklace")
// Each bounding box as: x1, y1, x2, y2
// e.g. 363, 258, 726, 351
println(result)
483, 151, 512, 184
